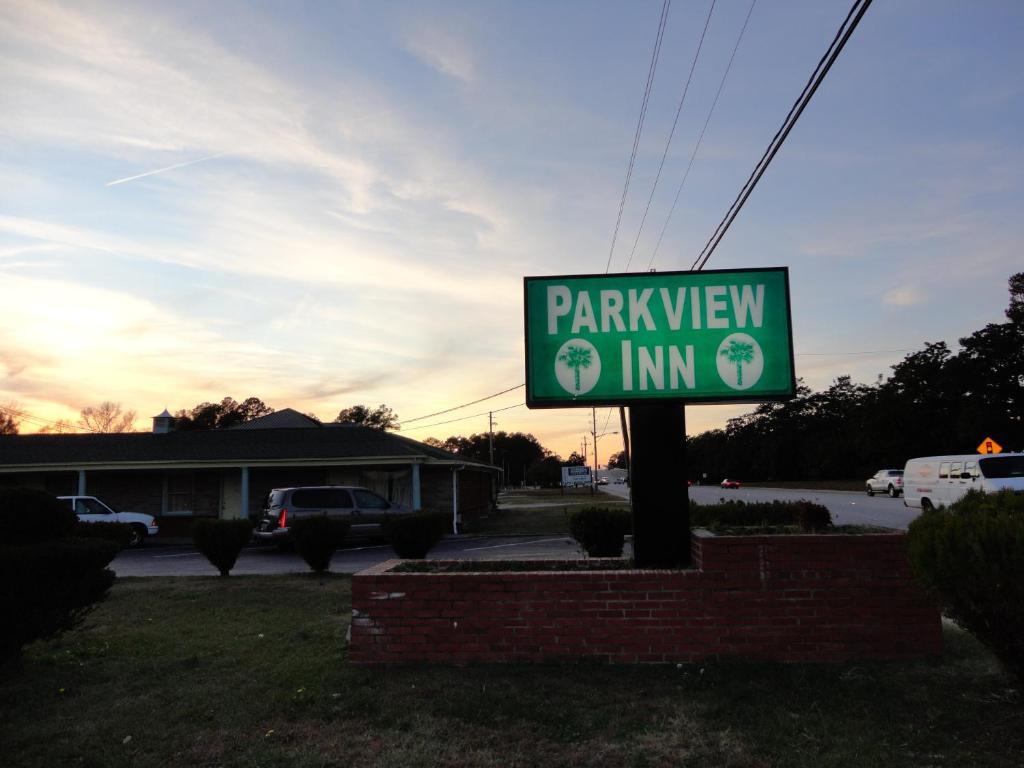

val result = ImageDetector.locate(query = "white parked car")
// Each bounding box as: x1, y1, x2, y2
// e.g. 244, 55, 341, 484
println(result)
59, 495, 159, 547
865, 469, 904, 497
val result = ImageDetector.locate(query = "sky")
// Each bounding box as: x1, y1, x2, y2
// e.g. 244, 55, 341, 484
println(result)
1, 0, 1022, 465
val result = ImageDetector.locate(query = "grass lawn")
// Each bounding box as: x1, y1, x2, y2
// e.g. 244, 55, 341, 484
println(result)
473, 487, 628, 535
2, 576, 1022, 767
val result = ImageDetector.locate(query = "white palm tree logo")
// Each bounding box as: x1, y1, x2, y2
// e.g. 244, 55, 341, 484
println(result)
715, 333, 763, 390
554, 339, 601, 395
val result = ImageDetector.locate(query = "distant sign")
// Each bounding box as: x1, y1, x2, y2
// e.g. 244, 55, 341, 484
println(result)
561, 465, 592, 487
977, 437, 1003, 455
524, 268, 795, 408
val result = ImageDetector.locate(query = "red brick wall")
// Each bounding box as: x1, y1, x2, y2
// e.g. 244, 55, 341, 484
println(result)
350, 531, 941, 665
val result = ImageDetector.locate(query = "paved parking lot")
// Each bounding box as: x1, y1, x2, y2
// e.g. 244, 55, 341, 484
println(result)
112, 534, 588, 577
114, 485, 916, 577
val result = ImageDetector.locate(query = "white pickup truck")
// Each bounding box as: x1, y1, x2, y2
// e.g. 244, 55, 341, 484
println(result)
58, 495, 159, 547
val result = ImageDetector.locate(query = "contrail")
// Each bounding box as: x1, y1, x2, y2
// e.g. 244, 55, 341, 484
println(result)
106, 151, 228, 186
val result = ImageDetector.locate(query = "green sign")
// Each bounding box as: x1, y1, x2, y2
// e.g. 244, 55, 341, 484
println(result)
524, 267, 795, 408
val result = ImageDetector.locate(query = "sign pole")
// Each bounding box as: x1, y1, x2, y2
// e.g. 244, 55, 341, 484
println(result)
629, 404, 690, 568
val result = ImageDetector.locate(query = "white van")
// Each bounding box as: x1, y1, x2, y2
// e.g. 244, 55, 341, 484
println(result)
903, 453, 1024, 510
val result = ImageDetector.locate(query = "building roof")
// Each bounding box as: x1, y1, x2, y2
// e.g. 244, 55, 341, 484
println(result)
228, 408, 320, 430
0, 423, 494, 472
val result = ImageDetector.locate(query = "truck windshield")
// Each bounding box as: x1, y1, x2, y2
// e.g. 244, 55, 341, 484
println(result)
978, 456, 1024, 479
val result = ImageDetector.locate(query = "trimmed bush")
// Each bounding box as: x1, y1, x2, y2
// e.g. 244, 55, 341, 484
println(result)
0, 539, 119, 661
289, 517, 350, 573
0, 487, 78, 542
792, 500, 833, 532
569, 506, 632, 557
0, 487, 118, 663
74, 521, 134, 550
690, 499, 831, 531
385, 512, 450, 559
908, 489, 1023, 680
193, 519, 254, 576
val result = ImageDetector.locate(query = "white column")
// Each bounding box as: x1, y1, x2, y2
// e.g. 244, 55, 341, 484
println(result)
240, 466, 250, 520
77, 470, 87, 496
411, 463, 421, 510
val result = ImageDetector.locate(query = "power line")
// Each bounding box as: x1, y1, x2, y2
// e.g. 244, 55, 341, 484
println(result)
0, 403, 93, 433
796, 348, 912, 357
604, 0, 671, 274
648, 0, 757, 270
400, 384, 524, 425
690, 0, 873, 272
401, 402, 525, 433
623, 0, 717, 272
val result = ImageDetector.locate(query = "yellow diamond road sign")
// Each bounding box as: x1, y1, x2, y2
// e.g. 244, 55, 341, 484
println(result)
977, 437, 1002, 455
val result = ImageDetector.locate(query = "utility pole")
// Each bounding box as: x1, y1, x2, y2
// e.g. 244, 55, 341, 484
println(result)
619, 406, 631, 484
488, 411, 495, 466
488, 411, 497, 500
592, 407, 599, 490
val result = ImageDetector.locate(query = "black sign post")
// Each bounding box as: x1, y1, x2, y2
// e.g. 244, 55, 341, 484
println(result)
629, 404, 690, 568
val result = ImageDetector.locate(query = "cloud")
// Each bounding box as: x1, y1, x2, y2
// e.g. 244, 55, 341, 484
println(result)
402, 24, 475, 84
882, 287, 924, 307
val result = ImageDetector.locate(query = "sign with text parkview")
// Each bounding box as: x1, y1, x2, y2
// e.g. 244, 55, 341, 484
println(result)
524, 267, 796, 408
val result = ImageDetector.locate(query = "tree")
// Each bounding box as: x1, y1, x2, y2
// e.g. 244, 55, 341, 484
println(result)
428, 431, 550, 486
333, 404, 399, 431
558, 345, 592, 392
607, 451, 629, 470
0, 402, 20, 435
526, 455, 564, 488
79, 402, 136, 433
38, 420, 76, 434
174, 397, 274, 431
1006, 271, 1024, 325
685, 272, 1024, 480
566, 451, 587, 466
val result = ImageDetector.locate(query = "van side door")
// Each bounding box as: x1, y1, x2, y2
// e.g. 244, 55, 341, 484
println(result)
352, 489, 391, 534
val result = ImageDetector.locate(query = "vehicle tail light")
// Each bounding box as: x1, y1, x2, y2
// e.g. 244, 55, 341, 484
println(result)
278, 508, 288, 529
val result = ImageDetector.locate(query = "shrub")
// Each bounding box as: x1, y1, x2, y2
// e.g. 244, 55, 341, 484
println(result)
74, 521, 134, 550
690, 499, 831, 531
0, 487, 78, 542
0, 539, 119, 661
193, 519, 254, 576
792, 500, 833, 532
289, 517, 350, 573
385, 512, 450, 559
908, 489, 1024, 680
569, 506, 632, 557
0, 487, 118, 662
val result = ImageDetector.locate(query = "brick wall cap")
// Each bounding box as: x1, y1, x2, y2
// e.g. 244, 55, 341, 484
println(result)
354, 559, 694, 577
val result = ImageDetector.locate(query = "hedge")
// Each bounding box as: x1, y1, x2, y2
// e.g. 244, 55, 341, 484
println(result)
193, 519, 254, 576
908, 489, 1023, 680
385, 512, 450, 559
690, 499, 832, 532
569, 506, 632, 557
289, 517, 350, 573
0, 487, 118, 662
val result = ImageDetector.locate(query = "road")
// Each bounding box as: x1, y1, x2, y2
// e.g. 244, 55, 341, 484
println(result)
603, 481, 917, 529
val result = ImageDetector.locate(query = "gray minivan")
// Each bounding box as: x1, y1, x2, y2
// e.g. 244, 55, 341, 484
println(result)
253, 485, 411, 545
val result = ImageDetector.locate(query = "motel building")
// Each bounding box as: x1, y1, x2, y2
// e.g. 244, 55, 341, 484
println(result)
0, 409, 496, 537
